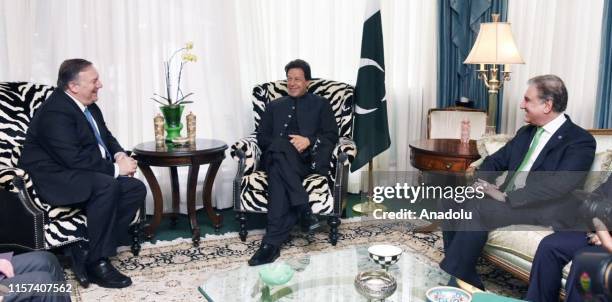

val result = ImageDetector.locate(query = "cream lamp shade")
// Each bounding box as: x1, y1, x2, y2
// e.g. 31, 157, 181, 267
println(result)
464, 22, 524, 64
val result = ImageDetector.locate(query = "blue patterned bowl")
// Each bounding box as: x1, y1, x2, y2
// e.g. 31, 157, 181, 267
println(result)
426, 286, 472, 302
259, 263, 294, 286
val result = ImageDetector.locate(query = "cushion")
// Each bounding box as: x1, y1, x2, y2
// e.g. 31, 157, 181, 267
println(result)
486, 227, 571, 278
239, 171, 334, 215
583, 150, 612, 192
487, 226, 553, 262
476, 134, 513, 158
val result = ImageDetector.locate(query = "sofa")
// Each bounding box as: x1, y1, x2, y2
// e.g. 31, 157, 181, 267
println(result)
469, 129, 612, 287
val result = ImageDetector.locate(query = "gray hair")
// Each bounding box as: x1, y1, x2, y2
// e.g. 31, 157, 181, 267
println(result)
527, 74, 568, 113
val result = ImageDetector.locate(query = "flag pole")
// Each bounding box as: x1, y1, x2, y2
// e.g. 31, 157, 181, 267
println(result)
352, 159, 386, 215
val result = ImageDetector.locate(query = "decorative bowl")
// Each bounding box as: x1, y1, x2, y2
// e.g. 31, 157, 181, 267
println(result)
171, 136, 189, 145
368, 244, 403, 269
354, 270, 397, 300
258, 263, 294, 286
425, 286, 472, 302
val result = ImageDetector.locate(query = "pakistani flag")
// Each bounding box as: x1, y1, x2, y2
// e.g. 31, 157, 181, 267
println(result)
351, 0, 391, 172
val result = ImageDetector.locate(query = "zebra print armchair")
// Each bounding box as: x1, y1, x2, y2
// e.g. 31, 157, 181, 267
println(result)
231, 79, 356, 245
0, 82, 142, 255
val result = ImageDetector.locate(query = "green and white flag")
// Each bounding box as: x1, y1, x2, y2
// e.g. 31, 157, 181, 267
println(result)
351, 0, 391, 172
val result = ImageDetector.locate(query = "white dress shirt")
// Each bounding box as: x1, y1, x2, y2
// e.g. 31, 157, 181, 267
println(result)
514, 113, 567, 189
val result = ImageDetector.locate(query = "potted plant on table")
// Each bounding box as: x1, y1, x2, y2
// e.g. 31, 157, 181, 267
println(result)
151, 42, 198, 142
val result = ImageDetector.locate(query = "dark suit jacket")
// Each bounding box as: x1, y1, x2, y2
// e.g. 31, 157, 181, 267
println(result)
19, 90, 124, 205
477, 115, 596, 226
257, 93, 338, 175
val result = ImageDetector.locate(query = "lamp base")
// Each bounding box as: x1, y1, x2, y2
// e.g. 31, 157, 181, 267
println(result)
486, 92, 498, 134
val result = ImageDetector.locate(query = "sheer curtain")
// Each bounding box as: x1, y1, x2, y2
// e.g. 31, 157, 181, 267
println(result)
233, 0, 438, 191
0, 0, 249, 212
0, 0, 437, 209
379, 0, 438, 173
501, 0, 605, 133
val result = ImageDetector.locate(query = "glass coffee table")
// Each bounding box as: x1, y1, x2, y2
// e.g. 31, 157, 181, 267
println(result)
198, 245, 452, 301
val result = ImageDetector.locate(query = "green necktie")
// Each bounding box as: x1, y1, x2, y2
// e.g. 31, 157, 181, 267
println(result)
505, 127, 545, 192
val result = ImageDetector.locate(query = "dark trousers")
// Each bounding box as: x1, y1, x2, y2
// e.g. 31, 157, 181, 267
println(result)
80, 174, 145, 263
261, 141, 310, 247
439, 198, 546, 290
527, 232, 609, 302
0, 251, 70, 302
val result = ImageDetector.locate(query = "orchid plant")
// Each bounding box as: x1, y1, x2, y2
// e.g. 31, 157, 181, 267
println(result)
151, 42, 198, 106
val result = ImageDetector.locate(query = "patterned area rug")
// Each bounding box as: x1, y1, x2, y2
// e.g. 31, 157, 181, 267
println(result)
69, 219, 528, 301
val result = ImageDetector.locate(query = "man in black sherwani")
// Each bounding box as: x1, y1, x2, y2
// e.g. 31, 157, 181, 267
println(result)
248, 59, 338, 266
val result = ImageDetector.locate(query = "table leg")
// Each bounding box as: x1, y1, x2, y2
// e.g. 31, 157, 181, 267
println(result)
187, 164, 201, 246
203, 160, 223, 232
170, 167, 180, 227
138, 164, 163, 239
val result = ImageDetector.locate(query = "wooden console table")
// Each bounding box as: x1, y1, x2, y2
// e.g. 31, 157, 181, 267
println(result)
133, 139, 228, 246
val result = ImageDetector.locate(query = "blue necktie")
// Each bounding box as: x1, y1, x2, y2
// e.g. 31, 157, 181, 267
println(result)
84, 107, 111, 159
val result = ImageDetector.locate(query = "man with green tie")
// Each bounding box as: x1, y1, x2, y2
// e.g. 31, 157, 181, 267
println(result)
438, 74, 596, 290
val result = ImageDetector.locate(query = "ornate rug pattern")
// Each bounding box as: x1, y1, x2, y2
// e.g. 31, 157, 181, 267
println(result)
70, 219, 528, 301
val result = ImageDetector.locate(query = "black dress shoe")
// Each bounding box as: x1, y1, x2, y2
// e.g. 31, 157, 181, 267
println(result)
300, 208, 320, 234
86, 258, 132, 288
248, 243, 280, 266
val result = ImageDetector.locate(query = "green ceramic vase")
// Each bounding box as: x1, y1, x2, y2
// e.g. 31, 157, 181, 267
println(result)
160, 104, 184, 142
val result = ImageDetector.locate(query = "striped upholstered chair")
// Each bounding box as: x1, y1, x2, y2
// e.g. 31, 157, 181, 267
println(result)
231, 79, 357, 245
0, 82, 143, 256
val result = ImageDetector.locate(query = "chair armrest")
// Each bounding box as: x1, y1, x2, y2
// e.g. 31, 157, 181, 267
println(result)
332, 137, 357, 166
0, 170, 46, 250
0, 165, 26, 192
231, 134, 261, 175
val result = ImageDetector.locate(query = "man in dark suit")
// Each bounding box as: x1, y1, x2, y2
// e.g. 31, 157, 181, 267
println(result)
0, 251, 70, 302
439, 74, 596, 290
19, 59, 145, 288
248, 59, 338, 266
526, 176, 612, 302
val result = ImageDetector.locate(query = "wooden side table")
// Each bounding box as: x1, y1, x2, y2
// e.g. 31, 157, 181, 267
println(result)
409, 139, 480, 232
133, 139, 228, 246
409, 139, 480, 173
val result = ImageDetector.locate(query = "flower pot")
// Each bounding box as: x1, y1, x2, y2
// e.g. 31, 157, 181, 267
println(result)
160, 105, 184, 142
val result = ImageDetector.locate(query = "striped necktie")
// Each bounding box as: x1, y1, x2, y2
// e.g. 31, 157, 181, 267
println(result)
84, 107, 111, 159
505, 127, 545, 191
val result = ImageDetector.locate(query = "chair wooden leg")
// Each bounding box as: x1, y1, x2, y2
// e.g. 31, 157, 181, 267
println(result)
327, 216, 341, 246
64, 243, 89, 288
236, 212, 248, 242
130, 224, 141, 256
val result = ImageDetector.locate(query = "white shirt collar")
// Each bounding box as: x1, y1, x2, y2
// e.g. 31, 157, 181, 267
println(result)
64, 91, 87, 112
541, 113, 566, 135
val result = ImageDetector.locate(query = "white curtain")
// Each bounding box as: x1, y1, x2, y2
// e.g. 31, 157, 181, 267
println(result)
379, 0, 438, 172
0, 0, 248, 212
502, 0, 605, 133
0, 0, 437, 210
